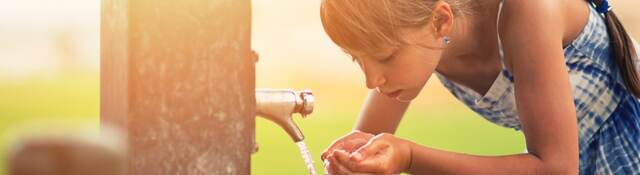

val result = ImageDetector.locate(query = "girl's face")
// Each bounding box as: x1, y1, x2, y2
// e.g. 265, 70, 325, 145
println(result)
319, 0, 456, 102
350, 28, 445, 102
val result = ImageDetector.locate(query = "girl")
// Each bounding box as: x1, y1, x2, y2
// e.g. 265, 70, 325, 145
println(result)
319, 0, 640, 174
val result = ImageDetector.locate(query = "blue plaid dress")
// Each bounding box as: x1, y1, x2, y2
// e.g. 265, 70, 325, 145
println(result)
435, 1, 640, 174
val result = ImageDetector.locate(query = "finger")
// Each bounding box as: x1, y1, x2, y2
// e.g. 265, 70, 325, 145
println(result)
350, 136, 389, 162
343, 138, 371, 153
322, 131, 375, 161
329, 155, 353, 175
352, 130, 375, 138
343, 132, 376, 154
324, 157, 334, 175
323, 159, 331, 175
321, 150, 332, 162
328, 159, 381, 175
322, 141, 346, 161
335, 149, 383, 173
334, 150, 352, 169
348, 154, 388, 174
327, 155, 341, 175
338, 149, 390, 174
322, 141, 344, 159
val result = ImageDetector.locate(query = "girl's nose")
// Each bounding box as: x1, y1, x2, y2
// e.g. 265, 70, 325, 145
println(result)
366, 75, 386, 89
360, 60, 386, 89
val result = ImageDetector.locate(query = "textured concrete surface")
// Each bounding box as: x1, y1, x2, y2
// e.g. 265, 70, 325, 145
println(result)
101, 0, 254, 174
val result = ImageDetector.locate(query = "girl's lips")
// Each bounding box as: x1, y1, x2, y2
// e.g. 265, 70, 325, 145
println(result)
384, 90, 402, 98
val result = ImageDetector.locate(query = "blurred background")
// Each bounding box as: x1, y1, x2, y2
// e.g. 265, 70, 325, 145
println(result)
0, 0, 638, 174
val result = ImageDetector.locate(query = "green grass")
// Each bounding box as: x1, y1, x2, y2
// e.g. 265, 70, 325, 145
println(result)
0, 72, 524, 175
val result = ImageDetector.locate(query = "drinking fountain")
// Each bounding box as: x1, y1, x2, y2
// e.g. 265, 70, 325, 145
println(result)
254, 89, 317, 175
255, 89, 314, 142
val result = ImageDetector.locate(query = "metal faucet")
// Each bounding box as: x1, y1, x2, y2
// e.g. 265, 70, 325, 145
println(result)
255, 89, 314, 142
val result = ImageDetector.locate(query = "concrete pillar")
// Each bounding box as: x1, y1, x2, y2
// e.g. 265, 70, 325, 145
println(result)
101, 0, 254, 174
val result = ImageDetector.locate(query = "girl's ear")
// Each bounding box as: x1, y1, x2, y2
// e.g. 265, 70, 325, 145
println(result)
430, 2, 454, 39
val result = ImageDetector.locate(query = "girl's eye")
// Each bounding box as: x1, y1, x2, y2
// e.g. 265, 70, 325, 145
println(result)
380, 52, 396, 63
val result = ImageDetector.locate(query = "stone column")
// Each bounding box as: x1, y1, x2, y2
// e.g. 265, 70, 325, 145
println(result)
101, 0, 254, 174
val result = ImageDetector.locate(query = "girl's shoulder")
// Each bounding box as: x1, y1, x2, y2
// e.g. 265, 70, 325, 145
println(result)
498, 0, 567, 22
497, 0, 579, 41
497, 0, 588, 70
497, 0, 588, 41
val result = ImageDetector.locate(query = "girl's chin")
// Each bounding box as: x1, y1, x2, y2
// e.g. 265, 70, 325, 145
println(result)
395, 88, 423, 102
395, 93, 417, 102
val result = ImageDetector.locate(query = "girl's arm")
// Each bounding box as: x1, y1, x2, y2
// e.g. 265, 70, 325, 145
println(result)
405, 141, 566, 174
412, 0, 580, 173
355, 89, 411, 134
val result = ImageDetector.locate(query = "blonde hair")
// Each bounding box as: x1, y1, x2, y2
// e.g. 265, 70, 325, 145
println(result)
320, 0, 474, 55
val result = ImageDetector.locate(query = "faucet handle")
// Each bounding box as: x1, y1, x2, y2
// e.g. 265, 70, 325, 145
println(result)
297, 90, 314, 117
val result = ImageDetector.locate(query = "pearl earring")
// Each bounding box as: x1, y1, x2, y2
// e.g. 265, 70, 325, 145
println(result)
443, 36, 451, 45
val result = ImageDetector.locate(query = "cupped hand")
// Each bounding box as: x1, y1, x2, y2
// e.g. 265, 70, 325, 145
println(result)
327, 133, 413, 175
321, 130, 375, 162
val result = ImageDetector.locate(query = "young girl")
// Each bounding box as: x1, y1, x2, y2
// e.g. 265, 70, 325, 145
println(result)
319, 0, 639, 174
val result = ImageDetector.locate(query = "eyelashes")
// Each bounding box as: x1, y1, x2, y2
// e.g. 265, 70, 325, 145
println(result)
350, 56, 360, 64
349, 50, 397, 64
379, 52, 397, 63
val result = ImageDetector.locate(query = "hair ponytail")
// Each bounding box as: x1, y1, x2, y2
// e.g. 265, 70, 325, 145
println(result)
591, 0, 640, 98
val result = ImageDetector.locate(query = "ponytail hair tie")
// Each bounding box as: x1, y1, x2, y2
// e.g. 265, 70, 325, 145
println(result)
591, 0, 612, 14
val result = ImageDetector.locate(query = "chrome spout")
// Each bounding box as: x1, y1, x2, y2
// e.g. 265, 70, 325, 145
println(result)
255, 89, 314, 142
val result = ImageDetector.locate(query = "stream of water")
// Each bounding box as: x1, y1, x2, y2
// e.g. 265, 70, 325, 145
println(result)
296, 141, 317, 175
